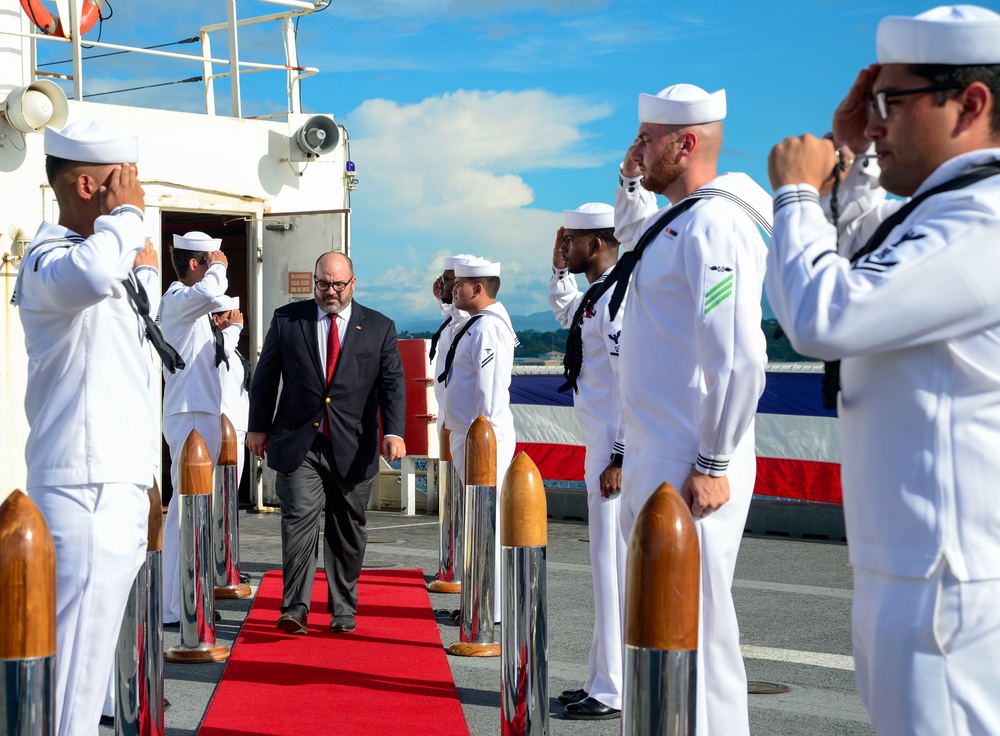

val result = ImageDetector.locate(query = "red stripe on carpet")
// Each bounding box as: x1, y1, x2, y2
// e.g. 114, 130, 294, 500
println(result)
199, 569, 469, 735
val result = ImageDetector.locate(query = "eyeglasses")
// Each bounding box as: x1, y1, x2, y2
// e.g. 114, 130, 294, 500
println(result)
867, 84, 963, 121
314, 278, 353, 292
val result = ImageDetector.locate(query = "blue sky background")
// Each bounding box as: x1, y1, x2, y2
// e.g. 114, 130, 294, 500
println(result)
29, 0, 971, 328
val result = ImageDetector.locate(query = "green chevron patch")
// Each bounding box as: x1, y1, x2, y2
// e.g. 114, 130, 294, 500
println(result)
704, 273, 734, 314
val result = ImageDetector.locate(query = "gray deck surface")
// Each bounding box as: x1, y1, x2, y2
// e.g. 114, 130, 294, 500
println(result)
100, 509, 874, 735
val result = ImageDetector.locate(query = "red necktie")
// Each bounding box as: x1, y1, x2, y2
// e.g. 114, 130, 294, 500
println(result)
323, 315, 340, 437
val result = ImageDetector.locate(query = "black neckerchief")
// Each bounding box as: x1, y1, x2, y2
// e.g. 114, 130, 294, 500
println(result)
429, 314, 452, 361
558, 272, 616, 394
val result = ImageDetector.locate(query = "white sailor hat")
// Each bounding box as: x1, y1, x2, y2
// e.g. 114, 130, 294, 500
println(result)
454, 257, 501, 278
443, 253, 476, 270
212, 295, 240, 313
638, 84, 727, 125
173, 231, 222, 252
877, 5, 1000, 65
44, 120, 139, 164
564, 203, 614, 230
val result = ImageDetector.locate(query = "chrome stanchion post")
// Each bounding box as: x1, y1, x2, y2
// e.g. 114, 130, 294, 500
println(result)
448, 415, 501, 657
0, 489, 56, 735
142, 484, 165, 736
499, 453, 548, 736
166, 431, 231, 664
428, 427, 461, 594
621, 483, 699, 736
214, 415, 250, 600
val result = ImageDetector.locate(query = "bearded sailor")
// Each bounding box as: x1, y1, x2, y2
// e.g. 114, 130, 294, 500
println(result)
613, 83, 771, 736
766, 6, 1000, 734
548, 202, 626, 721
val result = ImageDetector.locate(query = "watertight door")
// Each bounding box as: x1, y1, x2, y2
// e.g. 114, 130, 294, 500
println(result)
255, 209, 349, 507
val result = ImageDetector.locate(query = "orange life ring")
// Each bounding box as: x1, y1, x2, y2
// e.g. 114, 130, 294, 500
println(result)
20, 0, 105, 37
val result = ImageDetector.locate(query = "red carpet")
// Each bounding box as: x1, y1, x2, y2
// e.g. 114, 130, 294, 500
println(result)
199, 569, 470, 736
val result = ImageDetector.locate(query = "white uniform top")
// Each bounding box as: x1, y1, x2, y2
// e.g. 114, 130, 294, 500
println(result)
615, 172, 770, 475
219, 323, 249, 433
134, 264, 162, 471
442, 301, 517, 445
15, 207, 157, 488
159, 262, 228, 417
433, 302, 470, 422
548, 266, 624, 458
766, 148, 1000, 583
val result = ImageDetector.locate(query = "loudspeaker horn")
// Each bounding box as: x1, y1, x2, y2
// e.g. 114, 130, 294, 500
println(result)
2, 80, 69, 134
293, 115, 340, 157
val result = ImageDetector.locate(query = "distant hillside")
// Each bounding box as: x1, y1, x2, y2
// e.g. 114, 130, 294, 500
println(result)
400, 318, 810, 363
396, 311, 561, 334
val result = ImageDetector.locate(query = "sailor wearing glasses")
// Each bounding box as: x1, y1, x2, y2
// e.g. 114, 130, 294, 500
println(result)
248, 251, 406, 635
767, 6, 1000, 734
159, 231, 230, 625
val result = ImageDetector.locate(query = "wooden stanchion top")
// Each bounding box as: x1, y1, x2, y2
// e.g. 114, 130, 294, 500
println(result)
179, 429, 213, 495
500, 452, 547, 547
464, 415, 496, 486
624, 482, 699, 651
0, 489, 56, 659
218, 414, 238, 467
148, 481, 164, 552
440, 427, 452, 462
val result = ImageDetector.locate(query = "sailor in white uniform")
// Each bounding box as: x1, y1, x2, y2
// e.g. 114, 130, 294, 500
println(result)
159, 231, 229, 623
613, 84, 770, 736
439, 257, 518, 619
766, 6, 1000, 734
430, 254, 473, 427
213, 296, 250, 487
13, 121, 155, 736
548, 203, 627, 720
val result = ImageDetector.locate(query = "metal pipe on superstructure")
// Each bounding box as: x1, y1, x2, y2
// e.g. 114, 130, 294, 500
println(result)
499, 453, 548, 736
165, 431, 230, 664
621, 483, 699, 736
214, 415, 250, 600
428, 427, 461, 594
0, 489, 56, 735
448, 415, 501, 657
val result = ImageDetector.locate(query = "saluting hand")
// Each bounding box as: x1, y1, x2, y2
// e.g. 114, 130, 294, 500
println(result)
432, 276, 445, 301
134, 238, 158, 269
100, 163, 145, 215
622, 140, 642, 179
553, 227, 569, 270
832, 64, 878, 156
207, 249, 229, 269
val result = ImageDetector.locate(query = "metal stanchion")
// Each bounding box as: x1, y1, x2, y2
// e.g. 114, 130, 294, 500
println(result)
214, 415, 250, 599
166, 431, 231, 664
142, 483, 165, 735
428, 427, 461, 594
448, 415, 501, 657
621, 483, 699, 736
0, 489, 56, 735
499, 453, 548, 736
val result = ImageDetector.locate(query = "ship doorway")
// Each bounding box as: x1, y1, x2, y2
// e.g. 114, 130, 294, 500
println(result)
159, 210, 252, 509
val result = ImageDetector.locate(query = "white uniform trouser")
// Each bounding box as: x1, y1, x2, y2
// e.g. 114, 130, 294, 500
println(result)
620, 446, 754, 736
30, 484, 148, 736
162, 412, 221, 623
582, 452, 626, 710
450, 430, 515, 623
853, 563, 1000, 736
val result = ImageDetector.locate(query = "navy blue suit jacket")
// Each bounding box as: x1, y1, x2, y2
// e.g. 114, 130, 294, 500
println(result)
248, 299, 405, 481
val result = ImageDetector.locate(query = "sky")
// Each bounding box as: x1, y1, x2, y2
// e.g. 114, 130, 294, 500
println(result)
25, 0, 983, 328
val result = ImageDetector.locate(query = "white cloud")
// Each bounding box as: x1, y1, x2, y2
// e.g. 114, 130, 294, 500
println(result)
346, 89, 610, 322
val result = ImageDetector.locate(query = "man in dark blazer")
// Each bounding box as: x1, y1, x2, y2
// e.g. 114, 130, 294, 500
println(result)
247, 251, 406, 634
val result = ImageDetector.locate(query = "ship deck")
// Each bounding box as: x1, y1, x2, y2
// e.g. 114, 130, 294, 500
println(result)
108, 508, 874, 735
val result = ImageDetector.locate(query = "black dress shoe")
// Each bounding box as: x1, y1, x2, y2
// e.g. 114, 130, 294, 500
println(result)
99, 715, 114, 726
214, 609, 222, 623
276, 605, 308, 634
239, 572, 251, 584
557, 688, 588, 705
329, 614, 356, 632
563, 697, 621, 720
